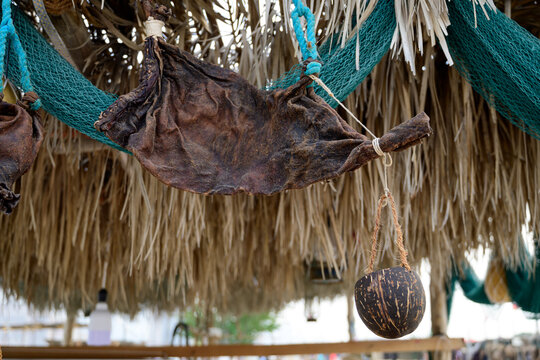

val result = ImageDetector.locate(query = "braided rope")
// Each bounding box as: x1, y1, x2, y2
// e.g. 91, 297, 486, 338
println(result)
367, 192, 411, 274
308, 74, 412, 273
0, 0, 14, 79
291, 0, 320, 75
0, 0, 41, 109
367, 192, 386, 273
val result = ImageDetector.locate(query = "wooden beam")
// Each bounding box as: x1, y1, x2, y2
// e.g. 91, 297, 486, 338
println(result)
1, 323, 86, 331
2, 337, 464, 359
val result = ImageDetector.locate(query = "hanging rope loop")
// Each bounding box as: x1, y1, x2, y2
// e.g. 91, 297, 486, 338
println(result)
367, 192, 411, 274
291, 0, 320, 75
308, 75, 413, 274
0, 0, 41, 110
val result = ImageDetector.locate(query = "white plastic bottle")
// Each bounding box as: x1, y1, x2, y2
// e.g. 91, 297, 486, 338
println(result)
87, 289, 112, 346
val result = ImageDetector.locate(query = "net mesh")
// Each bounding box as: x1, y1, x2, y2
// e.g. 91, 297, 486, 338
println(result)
505, 238, 540, 314
6, 2, 395, 151
4, 0, 539, 151
6, 6, 123, 151
446, 0, 540, 140
266, 0, 395, 108
447, 238, 540, 315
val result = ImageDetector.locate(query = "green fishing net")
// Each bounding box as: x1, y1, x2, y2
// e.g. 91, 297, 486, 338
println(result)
6, 2, 395, 150
447, 0, 540, 140
266, 0, 395, 108
505, 238, 540, 314
6, 7, 122, 151
446, 237, 540, 316
3, 0, 538, 151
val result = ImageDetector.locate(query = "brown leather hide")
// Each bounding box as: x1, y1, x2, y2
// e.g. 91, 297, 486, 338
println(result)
0, 92, 43, 214
96, 37, 432, 195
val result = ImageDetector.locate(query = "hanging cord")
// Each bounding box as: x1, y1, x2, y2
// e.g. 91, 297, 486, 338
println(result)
0, 0, 40, 109
290, 0, 411, 274
308, 73, 411, 275
309, 74, 393, 193
101, 259, 108, 289
291, 0, 320, 75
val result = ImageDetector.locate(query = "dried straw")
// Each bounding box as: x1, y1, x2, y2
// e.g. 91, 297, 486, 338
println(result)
0, 0, 537, 314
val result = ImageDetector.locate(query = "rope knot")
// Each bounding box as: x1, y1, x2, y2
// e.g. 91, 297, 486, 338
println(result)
303, 59, 321, 76
17, 91, 40, 111
372, 137, 384, 157
144, 17, 164, 39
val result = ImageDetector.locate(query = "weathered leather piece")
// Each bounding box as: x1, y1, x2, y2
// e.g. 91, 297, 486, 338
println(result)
95, 36, 432, 195
0, 92, 43, 214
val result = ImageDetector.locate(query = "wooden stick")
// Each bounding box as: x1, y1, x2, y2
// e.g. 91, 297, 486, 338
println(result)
2, 337, 465, 358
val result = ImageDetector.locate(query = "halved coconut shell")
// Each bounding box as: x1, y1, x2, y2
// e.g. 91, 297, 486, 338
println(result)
354, 266, 425, 339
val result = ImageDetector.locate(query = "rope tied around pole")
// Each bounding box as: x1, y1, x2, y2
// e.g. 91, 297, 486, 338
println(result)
0, 0, 40, 110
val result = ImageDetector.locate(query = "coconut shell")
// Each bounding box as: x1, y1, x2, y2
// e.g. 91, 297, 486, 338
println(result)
354, 266, 425, 339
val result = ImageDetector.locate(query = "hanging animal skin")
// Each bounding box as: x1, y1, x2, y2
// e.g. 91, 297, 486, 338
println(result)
95, 11, 432, 195
0, 92, 43, 214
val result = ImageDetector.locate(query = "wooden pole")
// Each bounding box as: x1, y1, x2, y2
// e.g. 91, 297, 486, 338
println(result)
346, 290, 356, 341
64, 312, 76, 346
430, 264, 451, 360
2, 338, 465, 359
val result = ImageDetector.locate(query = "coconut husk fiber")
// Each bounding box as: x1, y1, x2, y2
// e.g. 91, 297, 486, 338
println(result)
1, 0, 538, 314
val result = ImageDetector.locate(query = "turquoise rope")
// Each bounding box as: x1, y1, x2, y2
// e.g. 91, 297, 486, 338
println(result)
0, 0, 40, 109
291, 0, 320, 75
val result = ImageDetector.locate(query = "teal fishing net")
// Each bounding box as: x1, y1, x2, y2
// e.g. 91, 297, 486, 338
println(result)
4, 0, 538, 151
6, 7, 122, 151
447, 0, 540, 140
505, 238, 540, 314
446, 261, 491, 317
6, 3, 394, 151
446, 237, 540, 317
267, 0, 395, 108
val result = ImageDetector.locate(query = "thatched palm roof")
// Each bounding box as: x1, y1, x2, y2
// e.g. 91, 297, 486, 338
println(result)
0, 0, 538, 314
